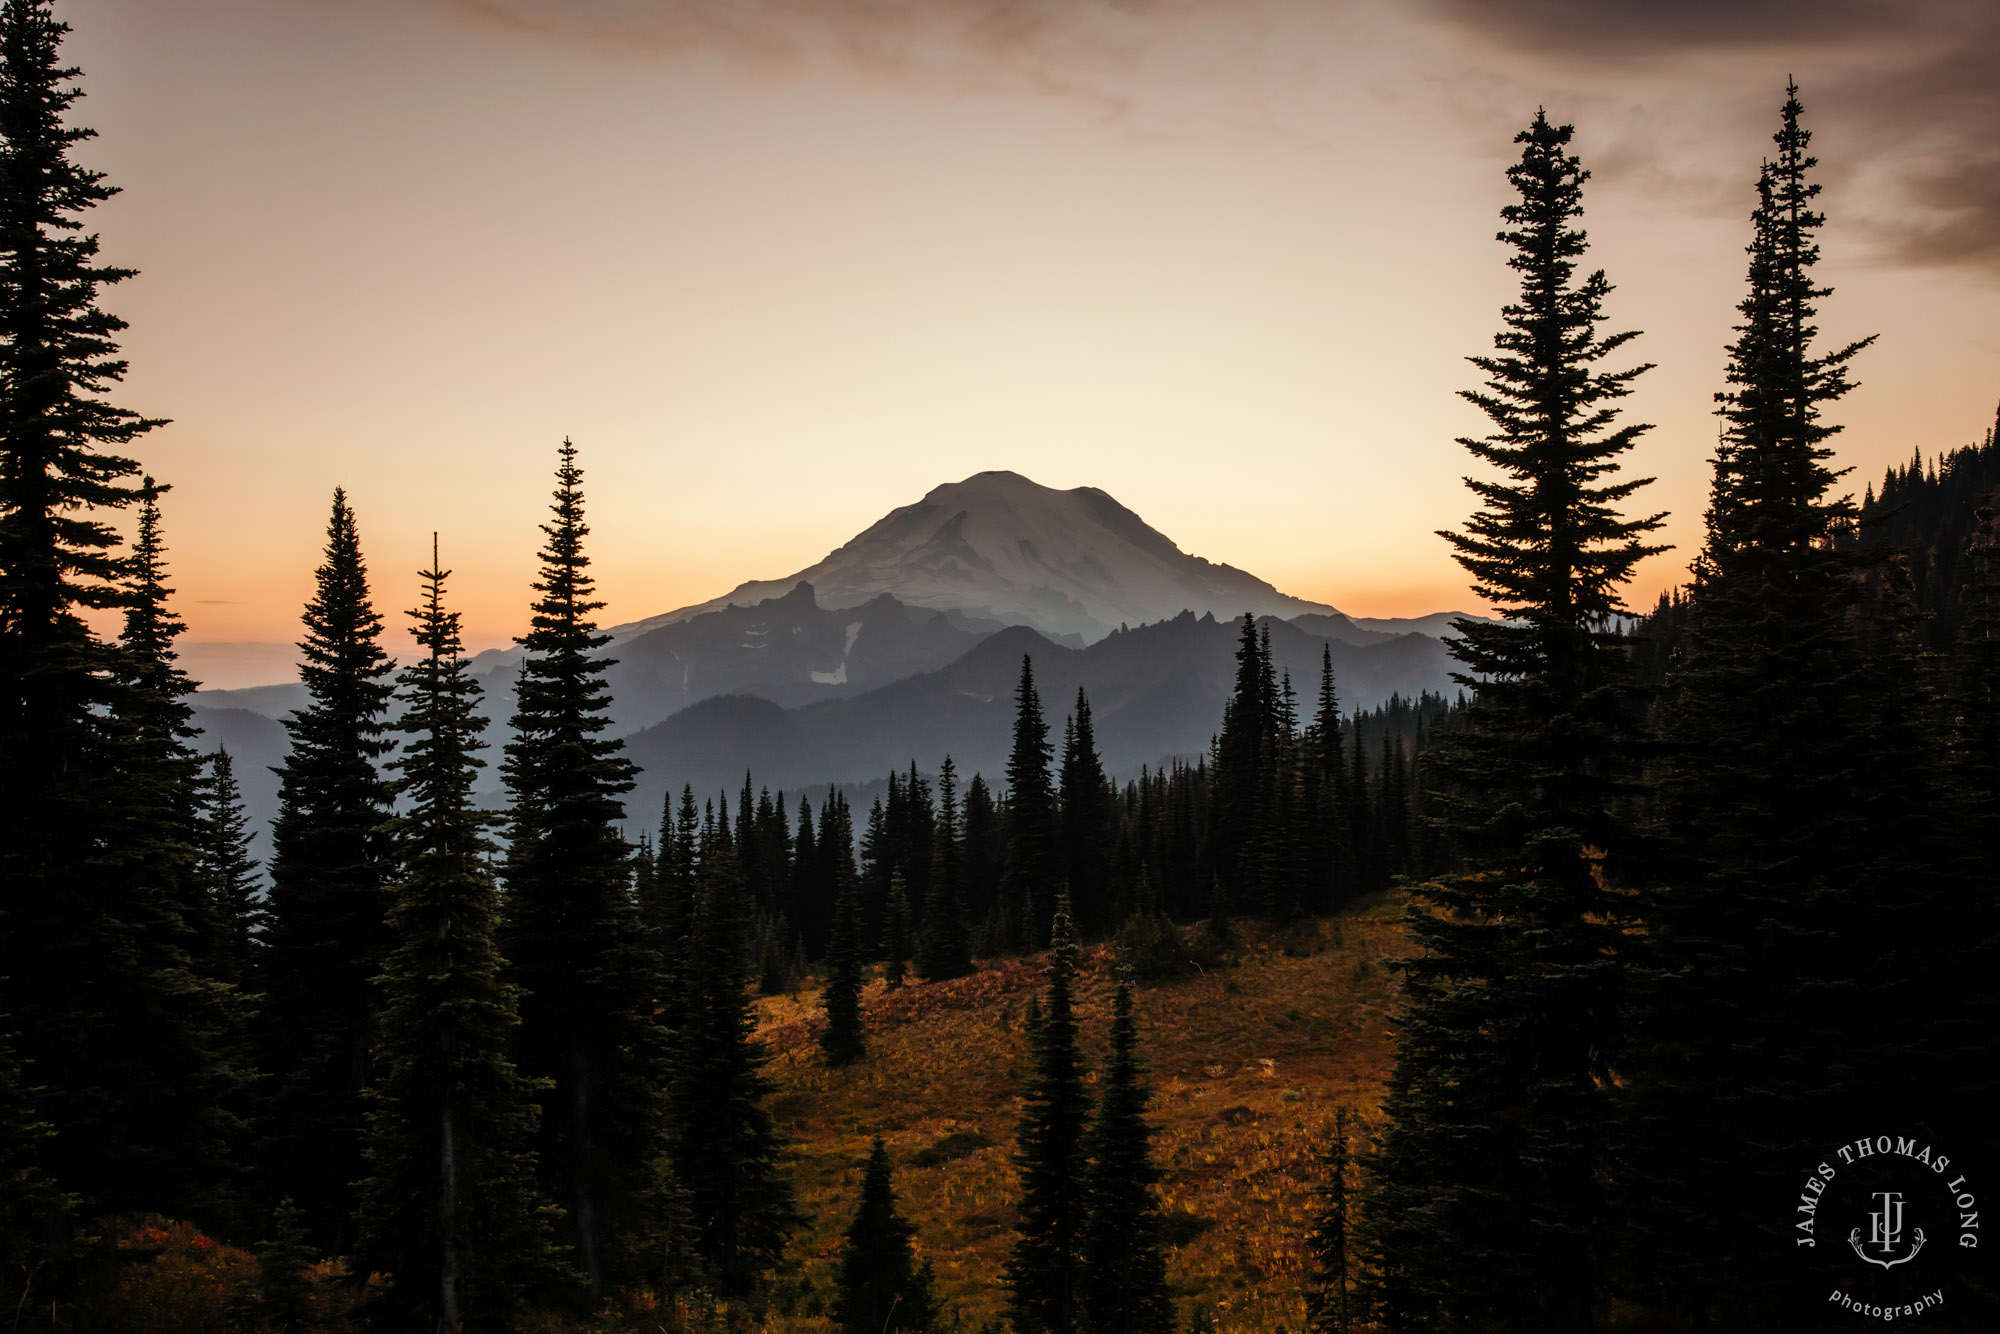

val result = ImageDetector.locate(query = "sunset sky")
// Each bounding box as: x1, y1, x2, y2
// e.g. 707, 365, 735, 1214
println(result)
69, 0, 2000, 686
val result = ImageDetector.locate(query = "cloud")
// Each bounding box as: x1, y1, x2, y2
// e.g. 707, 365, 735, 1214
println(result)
1423, 0, 2000, 272
418, 0, 1251, 121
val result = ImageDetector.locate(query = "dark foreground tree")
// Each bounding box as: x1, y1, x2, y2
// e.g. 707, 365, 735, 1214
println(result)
669, 822, 799, 1293
1364, 111, 1663, 1333
263, 489, 397, 1245
1080, 981, 1173, 1334
821, 872, 866, 1066
1304, 1108, 1355, 1334
1004, 895, 1091, 1334
1616, 87, 1944, 1321
0, 0, 231, 1229
835, 1139, 933, 1334
500, 440, 671, 1300
356, 546, 563, 1330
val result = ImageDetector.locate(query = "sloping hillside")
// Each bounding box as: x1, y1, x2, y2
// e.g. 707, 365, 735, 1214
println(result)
750, 895, 1406, 1329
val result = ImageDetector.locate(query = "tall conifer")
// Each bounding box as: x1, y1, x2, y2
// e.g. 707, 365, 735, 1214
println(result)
0, 0, 226, 1229
1079, 981, 1173, 1334
1365, 111, 1662, 1332
669, 820, 798, 1293
1617, 88, 1955, 1320
821, 873, 866, 1065
1000, 657, 1057, 949
916, 756, 973, 981
499, 440, 670, 1300
264, 488, 397, 1245
835, 1139, 932, 1334
1004, 895, 1091, 1334
1058, 690, 1114, 935
357, 545, 561, 1331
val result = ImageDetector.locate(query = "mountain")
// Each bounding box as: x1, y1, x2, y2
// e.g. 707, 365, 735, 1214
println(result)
617, 471, 1339, 646
623, 613, 1459, 813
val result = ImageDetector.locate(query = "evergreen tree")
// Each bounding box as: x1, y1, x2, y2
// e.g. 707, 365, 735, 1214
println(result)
835, 1139, 933, 1334
1618, 87, 1910, 1322
0, 0, 235, 1230
881, 871, 912, 990
1364, 111, 1662, 1332
1058, 689, 1114, 935
1004, 895, 1091, 1334
1307, 646, 1351, 905
916, 756, 973, 981
1080, 981, 1173, 1334
114, 478, 209, 951
1304, 1109, 1354, 1334
499, 440, 670, 1300
1000, 656, 1057, 949
263, 488, 397, 1245
198, 748, 264, 988
821, 873, 866, 1066
961, 773, 1005, 929
357, 546, 563, 1330
1211, 615, 1269, 904
669, 819, 799, 1293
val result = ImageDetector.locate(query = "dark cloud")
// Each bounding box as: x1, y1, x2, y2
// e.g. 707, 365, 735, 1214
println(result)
1427, 0, 2000, 272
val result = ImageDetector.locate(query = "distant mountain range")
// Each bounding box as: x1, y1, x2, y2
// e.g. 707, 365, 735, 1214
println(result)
190, 471, 1484, 859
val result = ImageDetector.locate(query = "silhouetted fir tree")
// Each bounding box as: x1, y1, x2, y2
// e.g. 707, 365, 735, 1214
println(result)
669, 815, 798, 1293
1343, 716, 1375, 892
111, 478, 247, 1208
1618, 87, 1903, 1322
498, 440, 670, 1300
1375, 731, 1410, 879
789, 792, 821, 948
818, 788, 860, 961
654, 785, 700, 1031
962, 772, 1004, 930
1307, 646, 1351, 905
1211, 615, 1268, 904
857, 795, 887, 951
1000, 656, 1058, 949
197, 748, 263, 988
114, 478, 209, 950
263, 488, 397, 1246
0, 1, 242, 1235
1365, 111, 1663, 1333
881, 871, 912, 990
1304, 1108, 1354, 1334
835, 1139, 933, 1334
820, 873, 866, 1066
1004, 895, 1091, 1334
1080, 981, 1173, 1334
1058, 689, 1115, 935
356, 548, 563, 1332
916, 756, 973, 981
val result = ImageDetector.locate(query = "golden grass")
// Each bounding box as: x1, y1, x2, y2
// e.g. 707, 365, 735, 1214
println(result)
755, 891, 1408, 1330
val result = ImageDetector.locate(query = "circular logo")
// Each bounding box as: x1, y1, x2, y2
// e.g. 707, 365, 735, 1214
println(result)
1794, 1134, 1979, 1323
